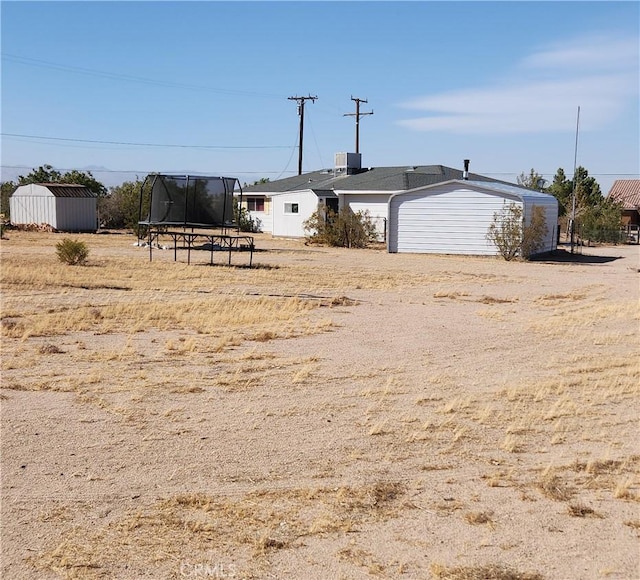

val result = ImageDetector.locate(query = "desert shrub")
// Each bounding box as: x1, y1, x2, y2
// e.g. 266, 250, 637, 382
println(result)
521, 205, 548, 258
234, 200, 261, 233
487, 202, 524, 261
55, 238, 89, 265
303, 205, 377, 248
487, 202, 547, 260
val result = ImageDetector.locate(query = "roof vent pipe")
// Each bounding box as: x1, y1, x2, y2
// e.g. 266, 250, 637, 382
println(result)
463, 159, 470, 180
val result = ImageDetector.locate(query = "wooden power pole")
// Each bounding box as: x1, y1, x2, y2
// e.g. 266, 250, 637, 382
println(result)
288, 95, 317, 175
344, 96, 373, 154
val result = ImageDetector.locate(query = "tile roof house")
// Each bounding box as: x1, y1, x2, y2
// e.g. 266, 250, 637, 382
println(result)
607, 180, 640, 226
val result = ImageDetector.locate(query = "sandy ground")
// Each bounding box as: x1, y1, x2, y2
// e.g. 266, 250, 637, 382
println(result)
1, 231, 639, 579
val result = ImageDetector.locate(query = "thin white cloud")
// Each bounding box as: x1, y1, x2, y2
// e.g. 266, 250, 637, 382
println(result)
521, 36, 639, 72
398, 33, 639, 134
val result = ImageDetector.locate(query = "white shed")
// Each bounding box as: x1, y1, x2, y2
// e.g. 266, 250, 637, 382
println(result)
10, 183, 98, 232
388, 180, 558, 256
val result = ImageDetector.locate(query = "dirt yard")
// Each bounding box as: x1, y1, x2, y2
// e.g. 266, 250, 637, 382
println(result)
1, 230, 638, 580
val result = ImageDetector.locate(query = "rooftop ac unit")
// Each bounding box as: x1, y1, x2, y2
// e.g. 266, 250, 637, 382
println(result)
335, 152, 362, 174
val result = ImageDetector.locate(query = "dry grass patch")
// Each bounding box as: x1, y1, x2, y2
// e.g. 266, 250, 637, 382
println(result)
36, 482, 407, 578
534, 290, 588, 303
567, 503, 602, 518
536, 469, 574, 501
464, 510, 494, 526
475, 295, 518, 304
337, 543, 389, 575
433, 290, 470, 300
430, 562, 544, 580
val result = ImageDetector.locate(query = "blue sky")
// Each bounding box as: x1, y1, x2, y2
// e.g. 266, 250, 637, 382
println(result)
1, 1, 638, 194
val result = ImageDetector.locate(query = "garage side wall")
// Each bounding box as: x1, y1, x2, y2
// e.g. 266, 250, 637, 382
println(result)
389, 187, 521, 255
522, 196, 558, 253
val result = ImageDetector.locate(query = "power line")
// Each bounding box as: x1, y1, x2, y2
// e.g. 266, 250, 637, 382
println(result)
0, 164, 298, 176
2, 53, 286, 99
1, 133, 293, 150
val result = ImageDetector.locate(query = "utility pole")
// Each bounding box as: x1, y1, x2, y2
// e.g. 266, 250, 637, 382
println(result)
343, 96, 373, 154
570, 105, 580, 254
288, 95, 317, 175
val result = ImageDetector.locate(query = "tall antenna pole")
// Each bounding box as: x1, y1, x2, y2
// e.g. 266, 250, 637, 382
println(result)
343, 96, 373, 154
288, 95, 317, 175
570, 106, 580, 254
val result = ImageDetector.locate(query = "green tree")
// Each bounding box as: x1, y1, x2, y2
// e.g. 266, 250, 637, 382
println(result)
1, 181, 16, 218
572, 166, 602, 210
547, 166, 602, 218
60, 169, 107, 197
547, 168, 573, 216
517, 169, 546, 190
100, 180, 147, 230
579, 198, 624, 244
18, 164, 62, 184
18, 164, 107, 197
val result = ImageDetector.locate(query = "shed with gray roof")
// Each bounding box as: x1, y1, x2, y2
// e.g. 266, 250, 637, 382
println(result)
10, 183, 98, 232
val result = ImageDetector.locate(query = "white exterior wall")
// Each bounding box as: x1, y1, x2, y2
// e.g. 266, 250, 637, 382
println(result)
340, 193, 390, 240
269, 190, 319, 237
10, 184, 57, 227
249, 209, 272, 233
388, 181, 558, 255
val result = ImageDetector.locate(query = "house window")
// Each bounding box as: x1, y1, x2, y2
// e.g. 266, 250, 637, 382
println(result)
284, 203, 299, 214
246, 197, 264, 212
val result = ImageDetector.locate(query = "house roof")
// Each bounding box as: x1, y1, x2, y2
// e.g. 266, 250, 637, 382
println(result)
243, 165, 514, 195
607, 180, 640, 210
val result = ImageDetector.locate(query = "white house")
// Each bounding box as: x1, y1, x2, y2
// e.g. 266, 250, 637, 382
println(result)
243, 155, 559, 255
10, 183, 98, 232
238, 194, 273, 233
243, 154, 491, 239
388, 180, 558, 256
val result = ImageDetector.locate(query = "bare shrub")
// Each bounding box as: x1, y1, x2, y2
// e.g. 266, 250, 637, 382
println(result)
487, 203, 547, 261
303, 205, 377, 248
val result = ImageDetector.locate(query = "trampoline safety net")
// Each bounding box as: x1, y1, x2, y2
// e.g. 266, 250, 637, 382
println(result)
140, 174, 238, 228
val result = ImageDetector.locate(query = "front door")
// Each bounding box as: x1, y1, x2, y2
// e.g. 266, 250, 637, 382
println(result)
325, 198, 339, 213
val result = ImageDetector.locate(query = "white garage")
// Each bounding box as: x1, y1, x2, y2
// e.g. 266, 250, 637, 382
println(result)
388, 180, 558, 256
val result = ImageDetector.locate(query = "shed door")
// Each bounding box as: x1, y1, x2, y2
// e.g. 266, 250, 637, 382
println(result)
389, 189, 520, 255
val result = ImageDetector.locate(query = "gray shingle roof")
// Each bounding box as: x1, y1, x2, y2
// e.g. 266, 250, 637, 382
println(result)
243, 165, 513, 195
